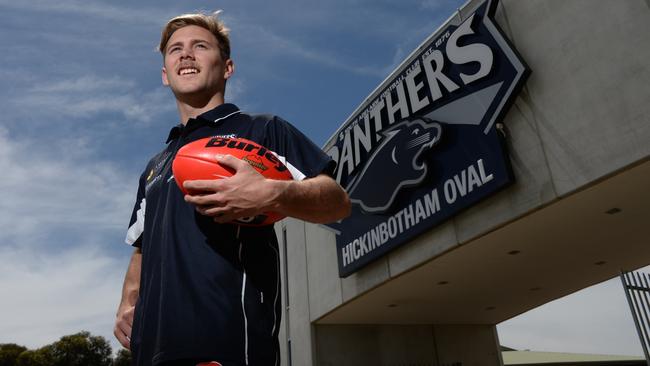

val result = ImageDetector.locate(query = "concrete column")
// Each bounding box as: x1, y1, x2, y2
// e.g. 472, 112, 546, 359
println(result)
277, 219, 315, 366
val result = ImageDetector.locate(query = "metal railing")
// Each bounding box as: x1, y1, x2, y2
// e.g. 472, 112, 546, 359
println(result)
621, 270, 650, 365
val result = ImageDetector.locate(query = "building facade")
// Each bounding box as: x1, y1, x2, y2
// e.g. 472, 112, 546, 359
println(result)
276, 1, 650, 365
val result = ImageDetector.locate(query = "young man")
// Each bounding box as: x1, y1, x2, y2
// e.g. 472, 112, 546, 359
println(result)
114, 12, 350, 366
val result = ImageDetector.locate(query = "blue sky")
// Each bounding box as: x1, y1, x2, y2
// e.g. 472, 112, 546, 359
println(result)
0, 0, 643, 357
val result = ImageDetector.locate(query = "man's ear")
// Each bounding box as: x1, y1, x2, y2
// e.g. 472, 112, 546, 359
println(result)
162, 67, 170, 86
224, 59, 234, 80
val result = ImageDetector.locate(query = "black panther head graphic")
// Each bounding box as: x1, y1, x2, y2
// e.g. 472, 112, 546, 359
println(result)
346, 117, 442, 213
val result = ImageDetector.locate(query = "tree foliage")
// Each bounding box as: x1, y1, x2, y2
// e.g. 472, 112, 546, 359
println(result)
112, 349, 131, 366
48, 331, 112, 366
0, 344, 27, 366
2, 331, 120, 366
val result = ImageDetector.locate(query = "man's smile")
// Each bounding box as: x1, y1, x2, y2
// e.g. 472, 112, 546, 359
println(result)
178, 66, 200, 76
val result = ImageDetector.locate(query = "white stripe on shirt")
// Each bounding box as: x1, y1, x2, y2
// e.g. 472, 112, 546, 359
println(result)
125, 198, 145, 245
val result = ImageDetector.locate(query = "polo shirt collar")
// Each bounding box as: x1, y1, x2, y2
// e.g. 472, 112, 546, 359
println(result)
166, 103, 241, 143
198, 103, 241, 124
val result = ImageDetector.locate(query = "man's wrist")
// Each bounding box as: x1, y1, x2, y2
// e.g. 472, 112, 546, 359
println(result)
267, 178, 292, 213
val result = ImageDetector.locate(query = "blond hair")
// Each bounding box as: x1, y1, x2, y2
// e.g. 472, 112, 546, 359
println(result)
158, 11, 231, 59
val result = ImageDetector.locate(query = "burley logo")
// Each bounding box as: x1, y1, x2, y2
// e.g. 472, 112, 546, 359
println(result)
323, 0, 529, 277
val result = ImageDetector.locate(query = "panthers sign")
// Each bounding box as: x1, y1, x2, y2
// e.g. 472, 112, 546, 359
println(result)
323, 0, 529, 277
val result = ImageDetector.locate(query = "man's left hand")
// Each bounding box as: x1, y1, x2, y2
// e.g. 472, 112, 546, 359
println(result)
183, 154, 285, 223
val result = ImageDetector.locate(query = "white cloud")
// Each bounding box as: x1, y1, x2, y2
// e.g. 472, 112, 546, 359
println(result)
0, 127, 135, 351
0, 126, 135, 247
0, 0, 172, 26
11, 75, 175, 125
419, 0, 461, 11
225, 77, 246, 102
0, 243, 125, 350
32, 75, 136, 94
238, 23, 389, 78
498, 272, 648, 357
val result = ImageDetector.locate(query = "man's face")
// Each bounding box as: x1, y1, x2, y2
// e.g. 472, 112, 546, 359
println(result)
162, 25, 233, 100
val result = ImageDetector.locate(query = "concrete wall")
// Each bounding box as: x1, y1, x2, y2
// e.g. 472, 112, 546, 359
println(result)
314, 324, 502, 366
279, 0, 650, 365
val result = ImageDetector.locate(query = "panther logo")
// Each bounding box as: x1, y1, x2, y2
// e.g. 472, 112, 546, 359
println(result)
346, 117, 442, 213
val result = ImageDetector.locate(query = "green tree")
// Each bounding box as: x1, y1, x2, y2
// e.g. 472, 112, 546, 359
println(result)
48, 331, 112, 366
2, 331, 117, 366
15, 347, 49, 366
112, 349, 131, 366
0, 343, 27, 366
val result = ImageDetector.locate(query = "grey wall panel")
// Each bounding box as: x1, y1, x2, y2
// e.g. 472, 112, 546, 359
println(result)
498, 0, 650, 196
340, 257, 391, 303
434, 324, 503, 366
283, 218, 314, 366
304, 223, 344, 321
387, 220, 458, 277
314, 325, 438, 366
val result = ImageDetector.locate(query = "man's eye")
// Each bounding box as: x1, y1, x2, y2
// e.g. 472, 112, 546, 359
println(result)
168, 47, 181, 54
196, 44, 208, 49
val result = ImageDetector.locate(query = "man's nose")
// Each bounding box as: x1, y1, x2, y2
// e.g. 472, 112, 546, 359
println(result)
180, 47, 194, 59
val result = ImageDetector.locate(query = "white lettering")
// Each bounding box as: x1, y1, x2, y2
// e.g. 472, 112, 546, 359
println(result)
404, 60, 430, 114
415, 199, 427, 223
446, 14, 494, 85
422, 49, 460, 102
371, 227, 381, 249
478, 159, 493, 183
424, 188, 441, 215
385, 80, 410, 125
378, 222, 389, 244
336, 131, 354, 183
394, 210, 405, 232
403, 203, 415, 230
467, 164, 481, 193
444, 179, 457, 204
353, 116, 373, 166
369, 99, 385, 140
353, 239, 361, 260
388, 217, 398, 238
342, 243, 351, 266
453, 169, 467, 197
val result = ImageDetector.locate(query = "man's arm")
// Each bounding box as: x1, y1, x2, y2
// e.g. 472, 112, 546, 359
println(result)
183, 154, 351, 224
114, 247, 141, 350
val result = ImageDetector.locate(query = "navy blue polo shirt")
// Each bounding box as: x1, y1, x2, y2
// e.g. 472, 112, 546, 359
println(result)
124, 103, 334, 366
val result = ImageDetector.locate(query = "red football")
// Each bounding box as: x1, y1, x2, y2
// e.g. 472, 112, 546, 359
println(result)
172, 136, 294, 226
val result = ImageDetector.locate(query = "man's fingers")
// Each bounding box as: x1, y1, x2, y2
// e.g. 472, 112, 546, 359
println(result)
215, 154, 248, 170
183, 179, 223, 192
116, 331, 130, 349
117, 318, 133, 336
185, 193, 225, 209
114, 325, 131, 350
114, 306, 135, 349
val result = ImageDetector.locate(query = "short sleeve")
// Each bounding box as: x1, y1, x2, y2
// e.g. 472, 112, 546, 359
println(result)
124, 171, 146, 247
262, 116, 335, 180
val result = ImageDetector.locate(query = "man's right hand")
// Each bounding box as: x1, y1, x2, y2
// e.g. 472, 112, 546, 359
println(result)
114, 305, 135, 350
